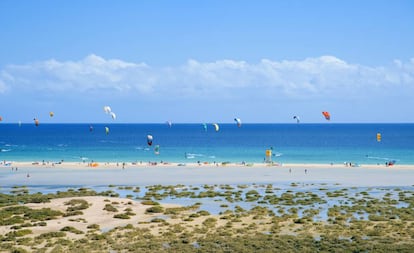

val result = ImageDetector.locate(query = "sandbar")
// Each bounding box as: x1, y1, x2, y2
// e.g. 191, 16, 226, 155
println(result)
1, 161, 413, 187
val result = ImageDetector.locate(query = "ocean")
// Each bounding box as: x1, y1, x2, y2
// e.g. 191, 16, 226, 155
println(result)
1, 123, 413, 165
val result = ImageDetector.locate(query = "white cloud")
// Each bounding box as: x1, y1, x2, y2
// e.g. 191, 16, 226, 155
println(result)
1, 54, 413, 99
1, 54, 150, 94
0, 80, 7, 93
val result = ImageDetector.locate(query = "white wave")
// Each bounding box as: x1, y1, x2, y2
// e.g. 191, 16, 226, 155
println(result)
366, 156, 399, 162
0, 149, 11, 152
185, 153, 206, 159
135, 146, 150, 151
366, 156, 390, 161
186, 153, 204, 157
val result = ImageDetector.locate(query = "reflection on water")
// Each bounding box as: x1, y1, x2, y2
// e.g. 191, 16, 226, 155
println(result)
1, 183, 411, 222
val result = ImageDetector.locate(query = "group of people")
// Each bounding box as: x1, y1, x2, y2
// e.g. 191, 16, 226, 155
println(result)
344, 162, 359, 167
10, 166, 30, 177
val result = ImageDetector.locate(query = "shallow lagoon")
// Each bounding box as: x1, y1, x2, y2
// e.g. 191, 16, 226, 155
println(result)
2, 183, 412, 223
1, 170, 413, 253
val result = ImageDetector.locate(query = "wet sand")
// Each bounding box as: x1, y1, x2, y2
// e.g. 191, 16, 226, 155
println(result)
1, 162, 413, 187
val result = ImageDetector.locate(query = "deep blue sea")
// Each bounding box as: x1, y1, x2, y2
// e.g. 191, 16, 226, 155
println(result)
1, 123, 413, 165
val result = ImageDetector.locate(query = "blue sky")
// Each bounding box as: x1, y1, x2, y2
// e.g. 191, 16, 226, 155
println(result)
1, 0, 413, 123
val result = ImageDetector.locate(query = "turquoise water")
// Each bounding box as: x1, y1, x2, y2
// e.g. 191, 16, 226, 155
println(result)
1, 123, 413, 164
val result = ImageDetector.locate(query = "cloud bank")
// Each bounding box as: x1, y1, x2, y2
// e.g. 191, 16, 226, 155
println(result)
1, 54, 413, 99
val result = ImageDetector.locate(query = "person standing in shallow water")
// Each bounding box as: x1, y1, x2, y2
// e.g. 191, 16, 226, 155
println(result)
305, 169, 307, 174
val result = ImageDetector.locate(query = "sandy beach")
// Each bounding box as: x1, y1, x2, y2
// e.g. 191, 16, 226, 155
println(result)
1, 161, 413, 252
1, 161, 413, 187
0, 196, 182, 238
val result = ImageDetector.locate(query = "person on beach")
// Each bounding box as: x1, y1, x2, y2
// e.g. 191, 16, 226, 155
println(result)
289, 168, 291, 173
305, 169, 307, 174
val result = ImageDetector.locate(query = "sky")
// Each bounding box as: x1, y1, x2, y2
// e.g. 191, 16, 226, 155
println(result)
0, 0, 413, 123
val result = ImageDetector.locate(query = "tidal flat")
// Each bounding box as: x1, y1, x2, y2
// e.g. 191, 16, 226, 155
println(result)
0, 183, 413, 252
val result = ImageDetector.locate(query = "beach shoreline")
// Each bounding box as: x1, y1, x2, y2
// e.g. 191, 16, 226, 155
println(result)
1, 160, 413, 188
3, 160, 414, 170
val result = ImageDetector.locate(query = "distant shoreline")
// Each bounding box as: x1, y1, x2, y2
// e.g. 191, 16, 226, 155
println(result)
2, 160, 414, 169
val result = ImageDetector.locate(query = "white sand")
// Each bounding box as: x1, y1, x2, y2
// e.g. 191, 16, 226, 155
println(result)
0, 196, 180, 238
1, 161, 413, 187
